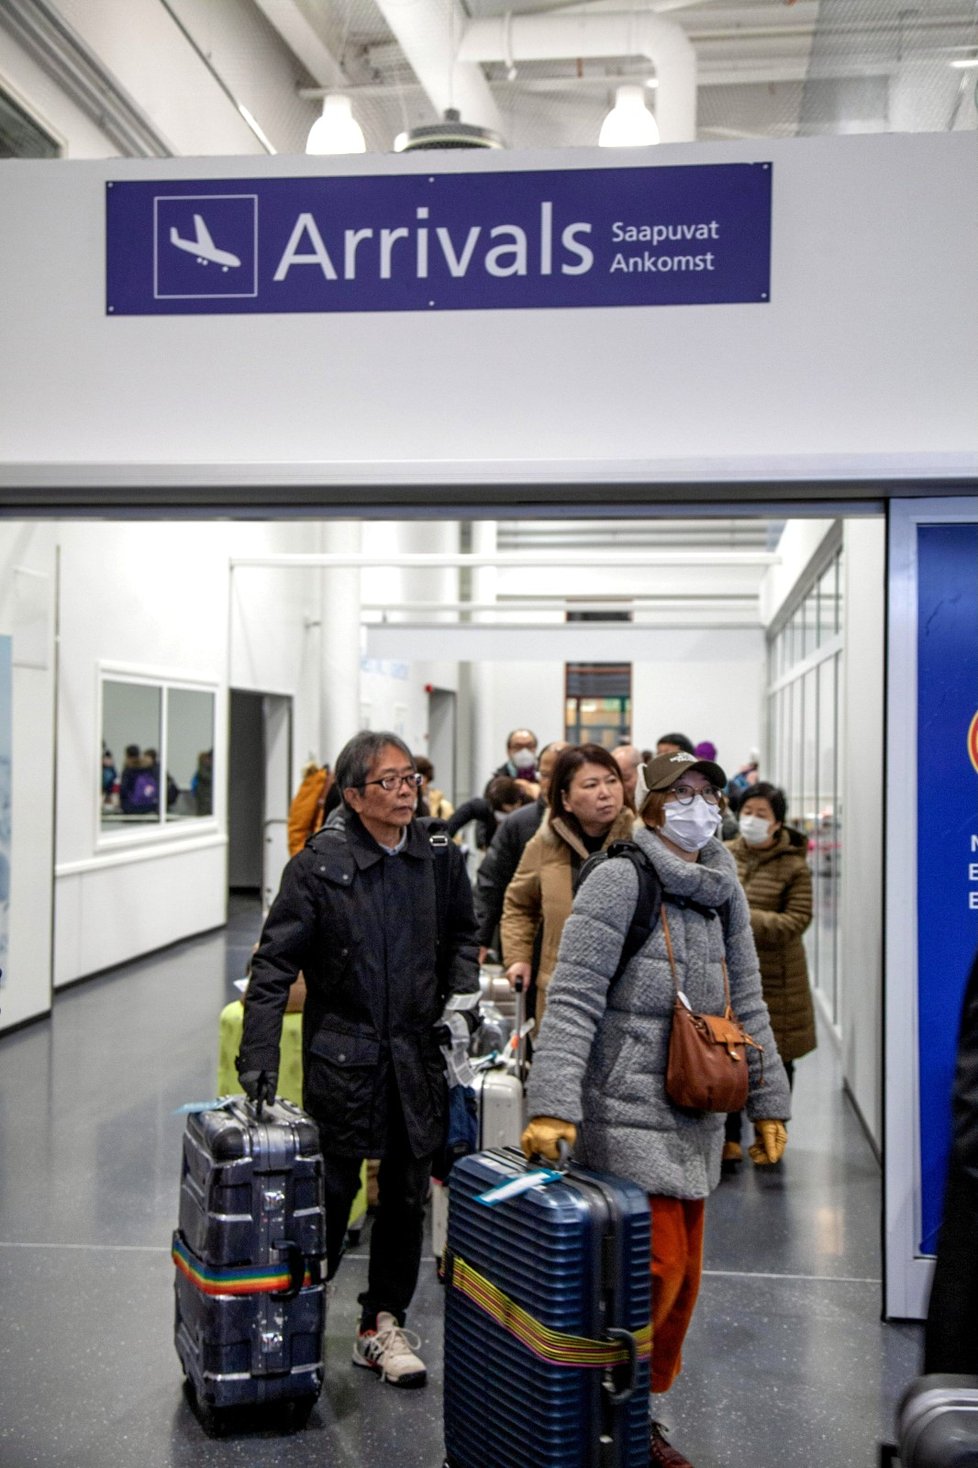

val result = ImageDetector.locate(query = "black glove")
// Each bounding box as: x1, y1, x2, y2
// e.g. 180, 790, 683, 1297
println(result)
237, 1066, 277, 1106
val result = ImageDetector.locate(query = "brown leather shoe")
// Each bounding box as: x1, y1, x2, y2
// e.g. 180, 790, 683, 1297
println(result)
650, 1420, 695, 1467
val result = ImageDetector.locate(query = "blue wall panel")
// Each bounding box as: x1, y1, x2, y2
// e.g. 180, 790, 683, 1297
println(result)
917, 522, 978, 1253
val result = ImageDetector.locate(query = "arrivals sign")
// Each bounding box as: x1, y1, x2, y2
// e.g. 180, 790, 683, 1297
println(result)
105, 163, 772, 316
916, 521, 978, 1254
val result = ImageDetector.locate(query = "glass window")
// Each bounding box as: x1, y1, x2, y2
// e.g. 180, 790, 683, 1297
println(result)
804, 587, 819, 658
834, 547, 845, 634
819, 560, 837, 642
102, 682, 162, 828
165, 688, 215, 821
803, 667, 818, 834
811, 654, 839, 1021
101, 678, 216, 833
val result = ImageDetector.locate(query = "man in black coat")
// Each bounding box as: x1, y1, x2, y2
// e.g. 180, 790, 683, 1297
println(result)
237, 730, 479, 1389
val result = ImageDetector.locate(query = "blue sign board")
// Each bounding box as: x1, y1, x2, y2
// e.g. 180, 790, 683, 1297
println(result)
916, 521, 978, 1253
106, 163, 772, 316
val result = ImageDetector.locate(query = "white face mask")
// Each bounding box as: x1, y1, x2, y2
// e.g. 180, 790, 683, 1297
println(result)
511, 748, 536, 772
661, 797, 721, 853
739, 813, 774, 847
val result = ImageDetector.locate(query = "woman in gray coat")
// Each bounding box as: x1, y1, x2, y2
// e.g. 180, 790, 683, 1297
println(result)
522, 749, 791, 1468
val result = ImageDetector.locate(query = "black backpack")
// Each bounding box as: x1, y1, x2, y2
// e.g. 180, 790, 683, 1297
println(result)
575, 839, 731, 986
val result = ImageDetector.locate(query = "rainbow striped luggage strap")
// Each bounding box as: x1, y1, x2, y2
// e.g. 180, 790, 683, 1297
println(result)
445, 1249, 652, 1371
172, 1232, 318, 1298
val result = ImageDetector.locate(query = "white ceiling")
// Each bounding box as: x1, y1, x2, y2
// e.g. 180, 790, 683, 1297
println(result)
1, 0, 975, 158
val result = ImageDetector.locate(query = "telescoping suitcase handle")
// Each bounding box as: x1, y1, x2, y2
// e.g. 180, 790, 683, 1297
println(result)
512, 977, 530, 1087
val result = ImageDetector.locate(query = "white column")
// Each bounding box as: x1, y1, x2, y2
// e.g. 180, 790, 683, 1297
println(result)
470, 520, 498, 792
319, 519, 362, 765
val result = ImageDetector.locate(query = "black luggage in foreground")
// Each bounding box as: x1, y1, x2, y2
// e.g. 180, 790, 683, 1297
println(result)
172, 1096, 326, 1419
880, 1375, 978, 1467
443, 1146, 651, 1468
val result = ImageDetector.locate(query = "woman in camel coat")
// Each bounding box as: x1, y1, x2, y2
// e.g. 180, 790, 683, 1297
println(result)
501, 743, 634, 1028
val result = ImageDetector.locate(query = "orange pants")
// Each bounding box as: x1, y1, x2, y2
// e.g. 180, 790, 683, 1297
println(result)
649, 1196, 705, 1393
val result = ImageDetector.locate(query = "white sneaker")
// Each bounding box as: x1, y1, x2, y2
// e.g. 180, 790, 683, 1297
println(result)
352, 1312, 427, 1388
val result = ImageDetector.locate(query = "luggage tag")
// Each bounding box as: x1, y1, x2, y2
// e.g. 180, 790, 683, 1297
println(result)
475, 1168, 563, 1207
172, 1096, 237, 1115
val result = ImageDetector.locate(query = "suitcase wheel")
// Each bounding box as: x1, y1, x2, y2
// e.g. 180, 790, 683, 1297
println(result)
290, 1394, 319, 1431
182, 1378, 229, 1438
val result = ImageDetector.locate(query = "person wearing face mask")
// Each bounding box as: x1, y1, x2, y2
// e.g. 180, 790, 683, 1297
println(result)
501, 744, 634, 1031
722, 782, 815, 1172
489, 728, 540, 794
520, 749, 791, 1468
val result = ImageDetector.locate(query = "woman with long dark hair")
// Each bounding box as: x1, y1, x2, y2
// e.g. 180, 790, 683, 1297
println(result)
501, 742, 634, 1029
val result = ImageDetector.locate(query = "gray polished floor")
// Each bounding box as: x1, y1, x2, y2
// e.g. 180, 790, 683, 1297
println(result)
0, 897, 920, 1467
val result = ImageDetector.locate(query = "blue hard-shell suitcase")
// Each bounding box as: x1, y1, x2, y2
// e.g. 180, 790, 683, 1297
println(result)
172, 1096, 326, 1420
443, 1146, 652, 1468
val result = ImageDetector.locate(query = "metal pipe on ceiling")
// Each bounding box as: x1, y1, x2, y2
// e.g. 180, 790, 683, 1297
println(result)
458, 8, 697, 141
230, 549, 778, 568
371, 0, 505, 136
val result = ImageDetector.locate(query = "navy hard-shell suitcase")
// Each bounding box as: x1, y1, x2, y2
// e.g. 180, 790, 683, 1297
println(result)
172, 1096, 326, 1421
442, 1146, 651, 1468
880, 1375, 978, 1466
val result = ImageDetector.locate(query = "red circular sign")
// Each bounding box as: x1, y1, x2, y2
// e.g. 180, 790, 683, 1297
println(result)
970, 711, 978, 774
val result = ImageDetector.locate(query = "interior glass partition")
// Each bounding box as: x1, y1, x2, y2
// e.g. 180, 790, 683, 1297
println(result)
766, 538, 845, 1027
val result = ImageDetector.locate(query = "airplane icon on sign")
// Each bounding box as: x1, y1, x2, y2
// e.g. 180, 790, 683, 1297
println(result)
169, 213, 241, 270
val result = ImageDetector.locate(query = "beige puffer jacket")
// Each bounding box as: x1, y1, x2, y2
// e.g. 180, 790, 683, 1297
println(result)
725, 825, 816, 1062
501, 807, 636, 1026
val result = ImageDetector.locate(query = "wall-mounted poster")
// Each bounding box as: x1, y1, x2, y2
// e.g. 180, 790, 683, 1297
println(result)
0, 634, 10, 984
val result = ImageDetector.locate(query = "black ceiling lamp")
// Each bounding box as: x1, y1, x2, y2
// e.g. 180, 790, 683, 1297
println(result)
394, 107, 504, 151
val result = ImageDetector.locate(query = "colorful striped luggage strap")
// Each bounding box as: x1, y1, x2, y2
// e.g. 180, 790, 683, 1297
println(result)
172, 1233, 316, 1297
447, 1250, 652, 1369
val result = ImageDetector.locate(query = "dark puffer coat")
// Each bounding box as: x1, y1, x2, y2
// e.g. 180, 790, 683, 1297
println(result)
725, 825, 816, 1062
238, 814, 479, 1159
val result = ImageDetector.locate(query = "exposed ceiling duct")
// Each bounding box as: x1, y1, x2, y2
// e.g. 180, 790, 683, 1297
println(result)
371, 0, 505, 138
459, 9, 697, 143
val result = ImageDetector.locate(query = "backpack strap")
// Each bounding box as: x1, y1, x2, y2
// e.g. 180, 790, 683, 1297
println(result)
576, 840, 662, 988
422, 817, 455, 1001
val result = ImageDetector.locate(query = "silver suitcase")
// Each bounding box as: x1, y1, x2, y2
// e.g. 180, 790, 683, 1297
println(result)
432, 980, 528, 1267
882, 1375, 978, 1466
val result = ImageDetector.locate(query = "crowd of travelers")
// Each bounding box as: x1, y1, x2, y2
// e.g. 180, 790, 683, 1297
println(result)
246, 721, 815, 1466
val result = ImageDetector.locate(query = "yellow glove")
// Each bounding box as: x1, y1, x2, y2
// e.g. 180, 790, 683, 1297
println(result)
521, 1116, 577, 1163
748, 1119, 788, 1166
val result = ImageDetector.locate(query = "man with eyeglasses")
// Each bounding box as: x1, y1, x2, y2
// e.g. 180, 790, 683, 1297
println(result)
238, 730, 479, 1390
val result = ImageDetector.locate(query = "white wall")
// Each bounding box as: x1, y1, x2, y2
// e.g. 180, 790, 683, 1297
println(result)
53, 520, 232, 986
839, 518, 886, 1145
0, 525, 57, 1029
1, 134, 976, 490
38, 517, 466, 1002
365, 628, 766, 799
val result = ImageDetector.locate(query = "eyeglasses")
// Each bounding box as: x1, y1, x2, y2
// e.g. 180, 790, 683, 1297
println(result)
361, 772, 424, 793
670, 783, 722, 807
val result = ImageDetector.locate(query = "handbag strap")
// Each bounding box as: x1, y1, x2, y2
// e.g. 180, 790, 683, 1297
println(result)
660, 906, 734, 1013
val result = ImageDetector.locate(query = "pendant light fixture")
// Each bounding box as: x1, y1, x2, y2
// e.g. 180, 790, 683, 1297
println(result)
306, 94, 366, 154
393, 107, 504, 152
598, 84, 660, 147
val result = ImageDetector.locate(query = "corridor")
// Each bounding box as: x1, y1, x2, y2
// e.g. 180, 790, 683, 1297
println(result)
0, 897, 921, 1468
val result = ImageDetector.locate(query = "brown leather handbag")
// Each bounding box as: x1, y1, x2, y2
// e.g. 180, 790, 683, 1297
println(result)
660, 908, 763, 1113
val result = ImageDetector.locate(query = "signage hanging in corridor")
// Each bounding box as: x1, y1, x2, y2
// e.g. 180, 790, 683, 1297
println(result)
105, 162, 772, 317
